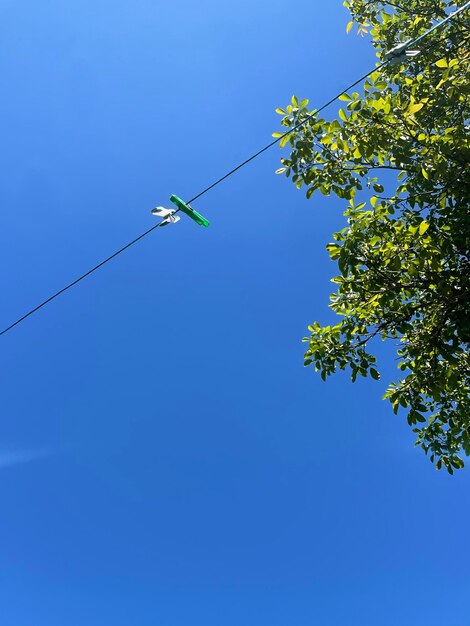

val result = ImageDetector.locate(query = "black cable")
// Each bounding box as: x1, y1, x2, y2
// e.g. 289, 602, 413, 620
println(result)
0, 222, 163, 337
1, 3, 467, 337
188, 2, 470, 203
188, 61, 389, 204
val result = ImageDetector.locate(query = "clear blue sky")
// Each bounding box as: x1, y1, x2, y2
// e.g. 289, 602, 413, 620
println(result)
0, 1, 468, 625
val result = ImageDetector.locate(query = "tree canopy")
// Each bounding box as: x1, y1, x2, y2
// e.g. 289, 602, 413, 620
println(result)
274, 0, 470, 472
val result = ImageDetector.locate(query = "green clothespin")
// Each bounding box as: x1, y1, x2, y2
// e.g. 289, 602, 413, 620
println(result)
170, 194, 210, 227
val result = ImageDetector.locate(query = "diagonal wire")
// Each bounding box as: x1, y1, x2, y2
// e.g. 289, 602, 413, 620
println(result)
0, 222, 163, 337
1, 0, 468, 338
188, 0, 470, 203
187, 61, 390, 204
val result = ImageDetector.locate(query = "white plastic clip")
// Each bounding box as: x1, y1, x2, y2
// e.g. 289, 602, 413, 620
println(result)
151, 206, 181, 226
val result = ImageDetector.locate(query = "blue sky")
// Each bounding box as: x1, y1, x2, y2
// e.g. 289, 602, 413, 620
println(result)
0, 1, 469, 625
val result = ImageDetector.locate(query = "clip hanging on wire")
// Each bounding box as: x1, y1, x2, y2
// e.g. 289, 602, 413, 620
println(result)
170, 195, 210, 227
151, 206, 181, 226
384, 41, 421, 65
151, 196, 210, 227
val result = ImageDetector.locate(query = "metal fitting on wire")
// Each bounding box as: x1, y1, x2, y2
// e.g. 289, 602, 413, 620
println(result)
384, 42, 421, 64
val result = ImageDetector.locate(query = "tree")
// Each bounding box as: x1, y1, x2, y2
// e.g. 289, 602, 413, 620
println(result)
274, 0, 470, 472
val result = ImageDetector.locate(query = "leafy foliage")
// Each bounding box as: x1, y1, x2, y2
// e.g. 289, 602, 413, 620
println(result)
275, 0, 470, 472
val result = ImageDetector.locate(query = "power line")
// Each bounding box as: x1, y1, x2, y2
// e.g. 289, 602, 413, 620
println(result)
1, 2, 468, 338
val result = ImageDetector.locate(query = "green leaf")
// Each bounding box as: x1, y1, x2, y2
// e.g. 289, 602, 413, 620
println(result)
435, 58, 448, 68
370, 368, 380, 380
408, 102, 424, 115
326, 243, 341, 259
418, 221, 429, 235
